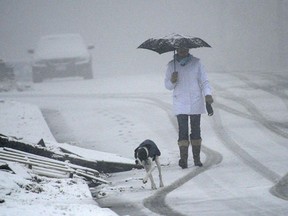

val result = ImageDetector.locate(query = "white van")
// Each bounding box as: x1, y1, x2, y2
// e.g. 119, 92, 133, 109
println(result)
28, 34, 94, 83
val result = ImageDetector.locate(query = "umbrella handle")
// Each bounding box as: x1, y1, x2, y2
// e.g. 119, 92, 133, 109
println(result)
173, 49, 176, 72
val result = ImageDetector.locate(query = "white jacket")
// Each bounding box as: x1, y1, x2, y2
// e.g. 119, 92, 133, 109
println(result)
164, 55, 212, 115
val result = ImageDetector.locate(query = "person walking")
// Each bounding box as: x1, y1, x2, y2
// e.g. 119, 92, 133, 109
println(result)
164, 48, 213, 168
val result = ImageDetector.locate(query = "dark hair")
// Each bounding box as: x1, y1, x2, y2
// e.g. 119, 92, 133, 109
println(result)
137, 148, 148, 161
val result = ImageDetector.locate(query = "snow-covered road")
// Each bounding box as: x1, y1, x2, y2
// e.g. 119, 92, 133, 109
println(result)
1, 70, 288, 215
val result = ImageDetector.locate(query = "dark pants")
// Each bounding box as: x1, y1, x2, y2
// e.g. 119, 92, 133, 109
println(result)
177, 114, 201, 141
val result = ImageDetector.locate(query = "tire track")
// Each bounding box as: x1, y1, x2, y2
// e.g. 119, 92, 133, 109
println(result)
143, 146, 222, 216
212, 106, 280, 183
224, 72, 288, 134
270, 173, 288, 201
213, 82, 288, 147
212, 72, 288, 200
232, 72, 288, 104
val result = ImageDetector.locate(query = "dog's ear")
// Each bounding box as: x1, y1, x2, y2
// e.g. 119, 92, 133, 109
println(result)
134, 148, 138, 159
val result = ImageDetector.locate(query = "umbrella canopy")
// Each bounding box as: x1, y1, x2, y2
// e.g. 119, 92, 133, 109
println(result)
138, 33, 211, 54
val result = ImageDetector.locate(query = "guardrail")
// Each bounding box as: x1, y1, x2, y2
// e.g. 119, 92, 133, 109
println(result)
0, 147, 109, 184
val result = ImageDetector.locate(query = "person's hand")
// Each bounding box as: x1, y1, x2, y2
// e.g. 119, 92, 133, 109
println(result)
170, 71, 178, 84
205, 95, 214, 104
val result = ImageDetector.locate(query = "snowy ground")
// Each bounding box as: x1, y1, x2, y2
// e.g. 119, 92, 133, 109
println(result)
0, 100, 122, 215
1, 69, 288, 215
0, 168, 117, 216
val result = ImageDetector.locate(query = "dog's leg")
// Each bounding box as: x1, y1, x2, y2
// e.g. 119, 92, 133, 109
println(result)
143, 166, 156, 183
155, 156, 164, 188
143, 161, 157, 190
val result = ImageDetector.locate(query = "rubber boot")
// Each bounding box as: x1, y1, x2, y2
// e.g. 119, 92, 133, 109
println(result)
191, 139, 203, 167
178, 140, 189, 169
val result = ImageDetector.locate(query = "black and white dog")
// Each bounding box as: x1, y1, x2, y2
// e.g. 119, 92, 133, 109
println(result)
134, 139, 164, 190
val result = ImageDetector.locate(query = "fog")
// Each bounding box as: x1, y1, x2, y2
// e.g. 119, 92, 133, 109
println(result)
1, 1, 288, 214
0, 0, 288, 75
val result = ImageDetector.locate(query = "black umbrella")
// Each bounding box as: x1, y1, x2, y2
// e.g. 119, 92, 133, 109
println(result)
138, 33, 211, 72
138, 33, 211, 54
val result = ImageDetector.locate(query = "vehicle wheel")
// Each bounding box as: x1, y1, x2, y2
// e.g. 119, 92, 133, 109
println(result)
83, 63, 93, 80
32, 68, 43, 83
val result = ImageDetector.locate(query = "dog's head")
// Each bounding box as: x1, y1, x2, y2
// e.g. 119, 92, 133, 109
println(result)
135, 147, 149, 165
